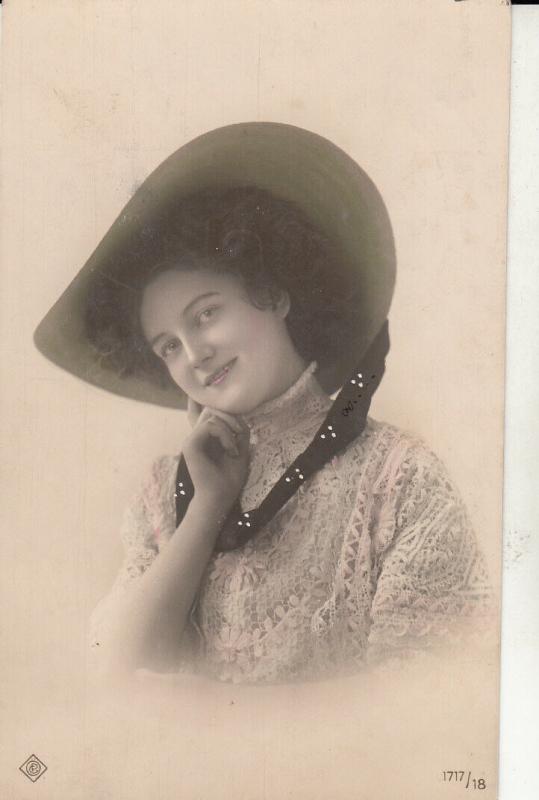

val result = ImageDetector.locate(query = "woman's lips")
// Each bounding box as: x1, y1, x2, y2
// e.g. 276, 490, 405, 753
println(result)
205, 359, 237, 386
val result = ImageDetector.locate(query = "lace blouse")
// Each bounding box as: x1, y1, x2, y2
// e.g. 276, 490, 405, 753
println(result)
90, 364, 490, 684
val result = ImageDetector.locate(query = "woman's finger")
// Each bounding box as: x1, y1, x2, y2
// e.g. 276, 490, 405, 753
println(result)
203, 407, 244, 434
205, 416, 240, 456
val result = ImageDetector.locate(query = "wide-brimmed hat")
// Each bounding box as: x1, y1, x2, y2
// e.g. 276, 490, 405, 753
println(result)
34, 122, 396, 408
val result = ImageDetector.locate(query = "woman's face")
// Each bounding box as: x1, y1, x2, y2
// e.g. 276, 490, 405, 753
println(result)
140, 268, 307, 415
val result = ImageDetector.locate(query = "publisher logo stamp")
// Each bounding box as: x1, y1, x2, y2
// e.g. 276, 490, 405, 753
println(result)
19, 755, 47, 783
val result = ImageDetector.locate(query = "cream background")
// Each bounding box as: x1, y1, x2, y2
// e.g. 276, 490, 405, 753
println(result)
1, 1, 509, 798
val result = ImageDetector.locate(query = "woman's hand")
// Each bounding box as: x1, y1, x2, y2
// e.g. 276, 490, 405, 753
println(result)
182, 399, 250, 516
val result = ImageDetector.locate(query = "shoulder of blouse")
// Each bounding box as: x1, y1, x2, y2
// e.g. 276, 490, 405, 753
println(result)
373, 417, 454, 464
361, 417, 436, 455
121, 453, 180, 550
344, 417, 462, 506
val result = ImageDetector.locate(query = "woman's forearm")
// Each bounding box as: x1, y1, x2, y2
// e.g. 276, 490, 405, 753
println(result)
95, 495, 225, 678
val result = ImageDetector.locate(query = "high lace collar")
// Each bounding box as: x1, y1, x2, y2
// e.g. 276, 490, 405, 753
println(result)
242, 362, 332, 446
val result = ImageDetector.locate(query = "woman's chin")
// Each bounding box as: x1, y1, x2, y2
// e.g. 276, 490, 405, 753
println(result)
187, 380, 281, 416
204, 390, 265, 417
208, 399, 257, 416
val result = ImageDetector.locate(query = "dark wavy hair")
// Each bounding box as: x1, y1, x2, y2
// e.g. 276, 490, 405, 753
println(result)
84, 185, 359, 389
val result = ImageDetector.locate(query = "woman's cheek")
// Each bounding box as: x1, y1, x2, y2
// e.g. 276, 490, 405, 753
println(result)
221, 307, 259, 340
167, 362, 190, 394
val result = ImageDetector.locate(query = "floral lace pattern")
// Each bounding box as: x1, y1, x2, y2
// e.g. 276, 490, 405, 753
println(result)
89, 365, 491, 684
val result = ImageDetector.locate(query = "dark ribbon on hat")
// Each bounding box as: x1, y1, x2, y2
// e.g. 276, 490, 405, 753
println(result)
174, 321, 390, 552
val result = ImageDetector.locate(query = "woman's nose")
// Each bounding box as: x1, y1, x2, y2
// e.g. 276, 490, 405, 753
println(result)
183, 335, 214, 368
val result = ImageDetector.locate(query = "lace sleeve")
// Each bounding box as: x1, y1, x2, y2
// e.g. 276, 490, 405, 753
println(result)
366, 439, 491, 664
88, 455, 178, 652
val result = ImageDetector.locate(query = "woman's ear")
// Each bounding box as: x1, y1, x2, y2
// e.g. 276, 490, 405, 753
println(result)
273, 290, 291, 319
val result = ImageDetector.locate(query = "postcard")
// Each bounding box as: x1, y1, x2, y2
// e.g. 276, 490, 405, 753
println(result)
1, 2, 510, 798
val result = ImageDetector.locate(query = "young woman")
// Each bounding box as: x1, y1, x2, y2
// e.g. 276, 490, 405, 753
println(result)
34, 123, 490, 684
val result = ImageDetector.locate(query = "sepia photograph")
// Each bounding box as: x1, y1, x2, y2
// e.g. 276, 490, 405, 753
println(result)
35, 121, 492, 684
1, 2, 510, 798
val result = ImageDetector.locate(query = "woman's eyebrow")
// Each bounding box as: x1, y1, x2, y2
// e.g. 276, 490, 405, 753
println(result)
181, 291, 220, 319
149, 292, 220, 349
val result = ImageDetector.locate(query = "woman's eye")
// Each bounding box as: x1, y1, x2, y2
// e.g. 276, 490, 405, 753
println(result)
160, 339, 181, 359
197, 306, 218, 325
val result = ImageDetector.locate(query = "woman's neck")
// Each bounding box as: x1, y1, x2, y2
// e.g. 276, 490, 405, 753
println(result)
241, 362, 332, 446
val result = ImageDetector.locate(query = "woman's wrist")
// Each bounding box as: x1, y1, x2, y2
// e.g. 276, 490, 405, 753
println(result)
188, 490, 233, 528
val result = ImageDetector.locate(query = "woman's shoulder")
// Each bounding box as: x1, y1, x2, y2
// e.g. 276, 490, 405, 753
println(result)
360, 417, 445, 466
126, 452, 180, 502
347, 417, 457, 496
146, 452, 181, 485
123, 453, 181, 541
